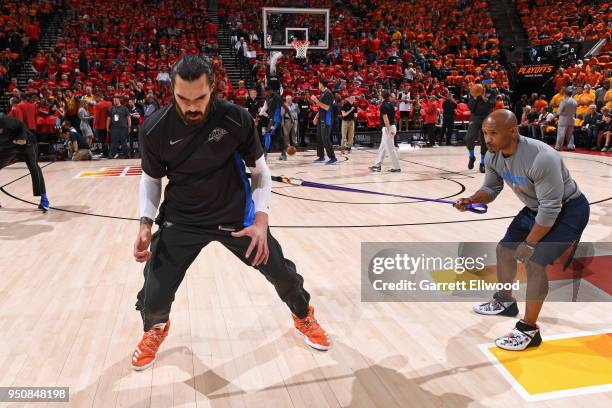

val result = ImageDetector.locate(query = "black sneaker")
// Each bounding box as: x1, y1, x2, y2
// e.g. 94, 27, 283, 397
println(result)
388, 168, 401, 173
468, 157, 476, 170
473, 291, 519, 316
369, 165, 381, 172
494, 320, 542, 351
479, 163, 485, 173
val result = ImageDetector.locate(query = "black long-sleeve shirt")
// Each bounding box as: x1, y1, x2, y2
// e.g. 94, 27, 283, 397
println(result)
468, 95, 495, 123
0, 113, 28, 148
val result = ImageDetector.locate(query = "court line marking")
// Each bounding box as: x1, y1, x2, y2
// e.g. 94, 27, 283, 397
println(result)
478, 328, 612, 402
1, 160, 611, 228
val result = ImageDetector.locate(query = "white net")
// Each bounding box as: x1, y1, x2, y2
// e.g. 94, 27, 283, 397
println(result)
292, 40, 310, 59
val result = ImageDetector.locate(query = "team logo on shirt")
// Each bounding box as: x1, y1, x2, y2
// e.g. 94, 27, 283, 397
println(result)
208, 127, 228, 142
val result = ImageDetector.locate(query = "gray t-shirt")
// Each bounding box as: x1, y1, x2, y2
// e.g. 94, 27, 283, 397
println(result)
480, 136, 581, 227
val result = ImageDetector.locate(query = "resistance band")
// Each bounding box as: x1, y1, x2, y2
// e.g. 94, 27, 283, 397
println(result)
258, 174, 488, 214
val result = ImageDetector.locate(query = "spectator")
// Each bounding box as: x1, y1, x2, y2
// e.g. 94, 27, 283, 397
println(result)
514, 94, 529, 118
16, 94, 37, 132
127, 98, 143, 157
580, 105, 602, 150
535, 107, 555, 141
441, 94, 457, 145
234, 37, 247, 76
598, 114, 611, 152
525, 105, 540, 139
64, 89, 80, 129
423, 95, 439, 147
297, 91, 312, 146
78, 99, 94, 146
555, 87, 577, 151
107, 97, 131, 159
341, 95, 356, 154
143, 93, 160, 119
8, 96, 24, 121
595, 79, 609, 110
156, 67, 171, 89
93, 95, 112, 156
398, 95, 411, 131
575, 85, 595, 117
280, 95, 299, 159
534, 95, 548, 113
234, 80, 248, 106
550, 87, 564, 114
61, 122, 91, 161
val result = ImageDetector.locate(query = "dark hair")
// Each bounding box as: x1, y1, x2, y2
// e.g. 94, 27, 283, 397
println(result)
382, 90, 391, 99
319, 79, 328, 88
171, 55, 215, 85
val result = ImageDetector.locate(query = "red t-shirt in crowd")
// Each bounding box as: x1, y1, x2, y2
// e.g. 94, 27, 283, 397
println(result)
94, 100, 112, 130
423, 100, 439, 124
17, 101, 37, 130
8, 106, 24, 122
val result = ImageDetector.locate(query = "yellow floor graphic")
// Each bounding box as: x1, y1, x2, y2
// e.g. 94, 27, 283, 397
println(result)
480, 330, 612, 401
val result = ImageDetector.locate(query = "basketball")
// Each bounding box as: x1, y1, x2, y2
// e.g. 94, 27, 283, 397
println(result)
287, 145, 297, 155
470, 83, 485, 97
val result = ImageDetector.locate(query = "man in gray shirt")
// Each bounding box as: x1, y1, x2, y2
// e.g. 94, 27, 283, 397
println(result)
555, 87, 577, 151
454, 109, 589, 351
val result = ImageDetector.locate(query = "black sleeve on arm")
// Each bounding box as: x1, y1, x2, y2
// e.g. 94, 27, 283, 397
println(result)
139, 120, 166, 178
2, 114, 27, 141
319, 90, 333, 110
238, 112, 264, 167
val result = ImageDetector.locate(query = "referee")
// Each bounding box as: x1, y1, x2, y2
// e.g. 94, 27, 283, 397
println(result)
454, 109, 589, 351
131, 55, 331, 371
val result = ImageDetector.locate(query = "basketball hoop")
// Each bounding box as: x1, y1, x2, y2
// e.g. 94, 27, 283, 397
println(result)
292, 40, 310, 59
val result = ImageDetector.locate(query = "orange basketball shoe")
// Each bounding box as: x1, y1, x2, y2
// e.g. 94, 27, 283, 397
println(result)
292, 306, 331, 351
131, 320, 170, 371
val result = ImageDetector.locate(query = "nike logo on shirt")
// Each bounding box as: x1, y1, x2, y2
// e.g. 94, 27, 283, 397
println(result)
170, 139, 184, 145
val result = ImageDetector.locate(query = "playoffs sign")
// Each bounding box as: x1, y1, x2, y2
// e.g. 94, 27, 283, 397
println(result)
515, 64, 555, 79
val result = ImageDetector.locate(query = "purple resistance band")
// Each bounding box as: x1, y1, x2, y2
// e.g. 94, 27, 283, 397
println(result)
271, 176, 488, 214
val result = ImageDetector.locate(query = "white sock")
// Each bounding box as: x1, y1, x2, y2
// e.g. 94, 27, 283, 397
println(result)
152, 322, 166, 330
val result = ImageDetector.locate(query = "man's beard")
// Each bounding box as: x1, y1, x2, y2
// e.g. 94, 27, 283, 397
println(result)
176, 105, 207, 126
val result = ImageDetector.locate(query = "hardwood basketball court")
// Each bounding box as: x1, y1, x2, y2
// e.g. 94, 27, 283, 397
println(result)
0, 147, 611, 407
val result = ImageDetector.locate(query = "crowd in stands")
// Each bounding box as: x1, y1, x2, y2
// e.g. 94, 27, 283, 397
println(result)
0, 0, 57, 95
3, 0, 233, 158
513, 59, 612, 152
517, 0, 611, 46
2, 0, 611, 158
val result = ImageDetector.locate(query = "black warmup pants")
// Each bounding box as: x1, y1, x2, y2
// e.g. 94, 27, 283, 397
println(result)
442, 119, 454, 145
465, 120, 488, 154
425, 123, 436, 146
316, 124, 335, 159
298, 119, 309, 145
135, 222, 311, 331
1, 143, 46, 196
